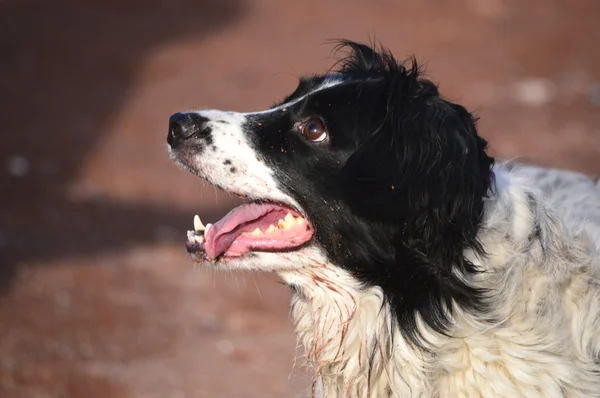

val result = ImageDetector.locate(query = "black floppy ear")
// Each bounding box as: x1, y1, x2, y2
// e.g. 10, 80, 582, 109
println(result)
342, 90, 493, 232
341, 70, 495, 343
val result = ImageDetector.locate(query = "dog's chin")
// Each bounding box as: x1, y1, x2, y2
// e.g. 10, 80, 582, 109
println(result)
185, 199, 316, 271
186, 246, 326, 273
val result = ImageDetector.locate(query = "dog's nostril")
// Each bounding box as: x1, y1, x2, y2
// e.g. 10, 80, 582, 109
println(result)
168, 112, 190, 147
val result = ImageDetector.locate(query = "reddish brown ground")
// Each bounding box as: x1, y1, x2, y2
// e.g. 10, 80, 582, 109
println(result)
1, 0, 599, 396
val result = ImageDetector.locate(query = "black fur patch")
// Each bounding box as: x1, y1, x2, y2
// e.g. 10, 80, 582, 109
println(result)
243, 41, 495, 347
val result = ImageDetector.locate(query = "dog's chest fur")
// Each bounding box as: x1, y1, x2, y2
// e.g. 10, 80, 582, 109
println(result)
280, 166, 600, 398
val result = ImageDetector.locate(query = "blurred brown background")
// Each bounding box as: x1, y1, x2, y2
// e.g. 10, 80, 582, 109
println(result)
1, 0, 599, 397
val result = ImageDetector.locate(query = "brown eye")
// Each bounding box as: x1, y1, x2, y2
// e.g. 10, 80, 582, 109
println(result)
300, 118, 327, 142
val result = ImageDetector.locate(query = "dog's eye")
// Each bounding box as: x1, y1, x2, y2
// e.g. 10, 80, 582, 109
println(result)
300, 118, 327, 142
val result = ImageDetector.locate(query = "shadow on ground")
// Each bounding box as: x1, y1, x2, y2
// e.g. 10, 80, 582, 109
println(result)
0, 0, 246, 292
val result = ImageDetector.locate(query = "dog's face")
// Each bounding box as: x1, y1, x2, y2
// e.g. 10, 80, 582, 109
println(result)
168, 42, 494, 342
168, 75, 379, 270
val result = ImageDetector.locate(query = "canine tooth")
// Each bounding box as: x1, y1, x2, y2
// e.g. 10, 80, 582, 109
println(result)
205, 223, 213, 235
276, 213, 297, 230
297, 217, 305, 226
266, 224, 277, 233
194, 235, 204, 244
251, 228, 263, 236
194, 215, 205, 231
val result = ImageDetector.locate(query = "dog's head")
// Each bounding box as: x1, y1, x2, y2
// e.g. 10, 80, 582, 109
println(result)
168, 41, 494, 342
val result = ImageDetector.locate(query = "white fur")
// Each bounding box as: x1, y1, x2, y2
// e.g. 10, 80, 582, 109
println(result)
171, 109, 302, 208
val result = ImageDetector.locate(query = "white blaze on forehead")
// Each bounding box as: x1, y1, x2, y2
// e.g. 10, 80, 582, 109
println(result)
181, 76, 346, 209
249, 75, 346, 116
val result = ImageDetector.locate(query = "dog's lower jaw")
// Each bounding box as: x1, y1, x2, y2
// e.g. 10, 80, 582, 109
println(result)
279, 266, 437, 398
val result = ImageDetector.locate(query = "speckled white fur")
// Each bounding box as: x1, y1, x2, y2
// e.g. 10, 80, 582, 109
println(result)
168, 77, 344, 211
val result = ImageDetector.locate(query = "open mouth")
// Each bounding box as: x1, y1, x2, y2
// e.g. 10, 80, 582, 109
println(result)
186, 202, 314, 262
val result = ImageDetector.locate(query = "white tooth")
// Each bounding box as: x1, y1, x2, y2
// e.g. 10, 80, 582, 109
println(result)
251, 228, 263, 236
278, 219, 286, 229
284, 213, 295, 225
297, 217, 305, 226
205, 223, 213, 235
194, 215, 205, 231
266, 224, 277, 233
193, 235, 204, 244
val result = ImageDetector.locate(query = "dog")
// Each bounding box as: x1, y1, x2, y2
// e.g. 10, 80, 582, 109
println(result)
167, 41, 600, 397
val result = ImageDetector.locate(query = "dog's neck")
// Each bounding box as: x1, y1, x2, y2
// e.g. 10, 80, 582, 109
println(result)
279, 263, 440, 397
273, 176, 515, 397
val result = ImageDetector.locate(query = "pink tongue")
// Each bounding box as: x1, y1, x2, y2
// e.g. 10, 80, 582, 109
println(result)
202, 203, 313, 260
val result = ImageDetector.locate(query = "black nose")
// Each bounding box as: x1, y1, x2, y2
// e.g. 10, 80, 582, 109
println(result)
167, 112, 209, 148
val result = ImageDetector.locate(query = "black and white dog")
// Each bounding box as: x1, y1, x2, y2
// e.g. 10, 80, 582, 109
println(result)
167, 42, 600, 397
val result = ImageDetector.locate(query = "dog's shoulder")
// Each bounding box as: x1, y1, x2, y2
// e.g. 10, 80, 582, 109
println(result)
498, 161, 600, 250
439, 162, 600, 397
